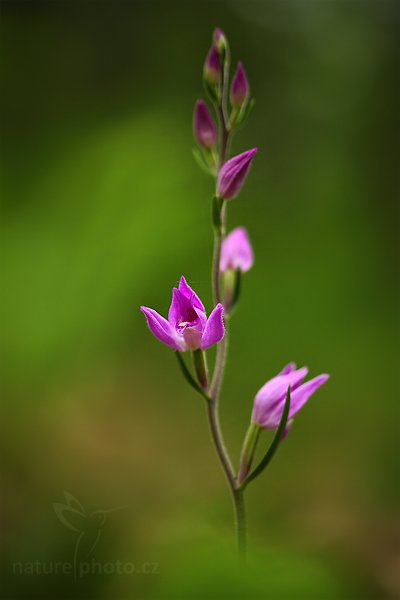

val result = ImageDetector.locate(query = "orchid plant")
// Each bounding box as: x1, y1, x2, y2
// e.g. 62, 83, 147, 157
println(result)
141, 28, 329, 558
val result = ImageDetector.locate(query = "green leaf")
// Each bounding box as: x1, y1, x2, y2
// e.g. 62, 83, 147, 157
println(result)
241, 386, 291, 488
175, 352, 210, 401
236, 98, 256, 130
192, 147, 215, 176
203, 78, 219, 104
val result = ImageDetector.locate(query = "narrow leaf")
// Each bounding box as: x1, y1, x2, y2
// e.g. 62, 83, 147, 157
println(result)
192, 147, 215, 176
236, 98, 255, 130
241, 386, 291, 488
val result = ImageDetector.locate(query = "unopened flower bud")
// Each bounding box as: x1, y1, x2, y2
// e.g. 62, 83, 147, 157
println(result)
213, 27, 229, 55
252, 364, 330, 431
203, 45, 221, 85
193, 100, 217, 148
230, 62, 249, 108
217, 148, 258, 200
220, 227, 254, 273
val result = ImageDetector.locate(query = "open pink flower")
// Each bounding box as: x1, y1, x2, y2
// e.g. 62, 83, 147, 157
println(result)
220, 227, 254, 273
141, 276, 224, 352
252, 363, 329, 430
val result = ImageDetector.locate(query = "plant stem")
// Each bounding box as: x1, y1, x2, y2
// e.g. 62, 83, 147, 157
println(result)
233, 487, 246, 558
206, 399, 235, 489
212, 220, 223, 305
204, 48, 247, 559
218, 106, 230, 166
206, 389, 247, 559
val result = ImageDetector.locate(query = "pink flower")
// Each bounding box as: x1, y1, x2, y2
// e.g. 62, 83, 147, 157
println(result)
193, 100, 217, 148
141, 277, 224, 352
252, 363, 329, 430
217, 148, 257, 200
220, 227, 254, 273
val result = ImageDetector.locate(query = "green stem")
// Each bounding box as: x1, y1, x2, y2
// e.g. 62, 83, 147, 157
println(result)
233, 488, 246, 558
212, 222, 223, 305
204, 48, 247, 559
206, 399, 236, 489
205, 389, 246, 559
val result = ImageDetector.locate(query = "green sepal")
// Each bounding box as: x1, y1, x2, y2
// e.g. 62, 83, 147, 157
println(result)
240, 386, 291, 489
203, 78, 220, 104
192, 147, 215, 177
175, 352, 210, 401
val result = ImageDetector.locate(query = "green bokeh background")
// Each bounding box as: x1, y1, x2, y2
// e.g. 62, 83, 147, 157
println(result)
1, 1, 399, 599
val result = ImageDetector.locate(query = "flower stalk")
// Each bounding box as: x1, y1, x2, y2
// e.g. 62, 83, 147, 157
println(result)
140, 26, 330, 562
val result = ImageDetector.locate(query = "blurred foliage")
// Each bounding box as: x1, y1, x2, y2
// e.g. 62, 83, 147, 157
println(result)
1, 1, 399, 599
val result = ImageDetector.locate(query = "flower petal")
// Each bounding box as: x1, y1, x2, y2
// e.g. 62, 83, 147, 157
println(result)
140, 306, 185, 351
168, 287, 184, 326
279, 362, 297, 375
179, 276, 206, 313
201, 303, 225, 350
288, 374, 330, 420
168, 284, 207, 332
266, 374, 330, 428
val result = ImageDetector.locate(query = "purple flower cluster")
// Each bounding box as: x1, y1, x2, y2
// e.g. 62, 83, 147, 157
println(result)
140, 25, 330, 495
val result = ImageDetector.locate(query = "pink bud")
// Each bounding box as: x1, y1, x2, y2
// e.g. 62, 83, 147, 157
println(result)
220, 227, 254, 273
252, 365, 330, 431
203, 45, 221, 85
217, 148, 258, 200
193, 100, 217, 148
213, 27, 228, 54
230, 62, 249, 107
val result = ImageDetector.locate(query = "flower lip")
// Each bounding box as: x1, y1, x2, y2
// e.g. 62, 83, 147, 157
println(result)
176, 302, 202, 333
